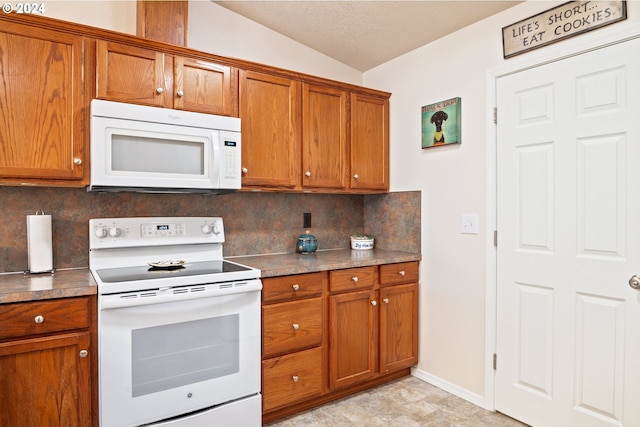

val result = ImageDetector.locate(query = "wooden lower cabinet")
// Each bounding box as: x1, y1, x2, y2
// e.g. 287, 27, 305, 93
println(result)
0, 296, 96, 427
262, 347, 323, 412
262, 262, 419, 423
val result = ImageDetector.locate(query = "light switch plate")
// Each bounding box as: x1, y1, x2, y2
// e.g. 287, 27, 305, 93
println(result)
461, 214, 479, 234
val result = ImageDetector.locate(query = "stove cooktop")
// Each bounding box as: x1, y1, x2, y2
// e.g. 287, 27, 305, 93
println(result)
95, 260, 253, 284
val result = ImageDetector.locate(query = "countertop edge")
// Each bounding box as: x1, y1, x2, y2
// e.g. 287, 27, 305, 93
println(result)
0, 269, 97, 304
229, 249, 421, 278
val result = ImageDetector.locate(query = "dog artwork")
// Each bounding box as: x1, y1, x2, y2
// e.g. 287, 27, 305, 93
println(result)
430, 111, 448, 145
421, 97, 461, 149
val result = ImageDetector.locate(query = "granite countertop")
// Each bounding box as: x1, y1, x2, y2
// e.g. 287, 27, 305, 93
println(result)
0, 249, 420, 303
0, 269, 97, 304
229, 248, 421, 278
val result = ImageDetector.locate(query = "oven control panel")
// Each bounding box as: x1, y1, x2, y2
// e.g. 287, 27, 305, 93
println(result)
89, 217, 225, 249
141, 223, 186, 238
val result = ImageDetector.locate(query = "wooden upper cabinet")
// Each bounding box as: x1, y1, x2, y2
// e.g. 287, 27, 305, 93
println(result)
96, 40, 235, 116
0, 23, 87, 184
350, 93, 389, 191
174, 57, 233, 116
96, 40, 171, 108
302, 83, 348, 191
239, 70, 301, 189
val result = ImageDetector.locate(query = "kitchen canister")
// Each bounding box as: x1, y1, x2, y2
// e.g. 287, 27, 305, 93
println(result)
297, 230, 318, 254
350, 234, 374, 250
26, 210, 53, 273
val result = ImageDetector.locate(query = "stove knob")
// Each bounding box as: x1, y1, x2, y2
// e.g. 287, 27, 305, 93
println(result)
108, 227, 121, 238
201, 224, 212, 234
212, 222, 221, 235
95, 227, 107, 238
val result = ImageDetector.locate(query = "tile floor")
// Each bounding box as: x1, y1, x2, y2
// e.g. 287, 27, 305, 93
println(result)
264, 376, 529, 427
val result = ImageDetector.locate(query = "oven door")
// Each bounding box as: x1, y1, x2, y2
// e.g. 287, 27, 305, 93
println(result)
98, 281, 261, 427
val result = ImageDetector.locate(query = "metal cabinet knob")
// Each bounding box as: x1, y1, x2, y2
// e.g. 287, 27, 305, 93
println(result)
399, 270, 406, 277
371, 300, 377, 306
292, 375, 299, 383
177, 89, 184, 97
630, 275, 640, 290
79, 350, 88, 358
292, 323, 300, 330
73, 157, 82, 165
292, 284, 300, 291
305, 171, 311, 177
242, 167, 248, 174
353, 174, 359, 179
34, 315, 44, 324
352, 277, 359, 282
383, 298, 389, 304
156, 87, 164, 94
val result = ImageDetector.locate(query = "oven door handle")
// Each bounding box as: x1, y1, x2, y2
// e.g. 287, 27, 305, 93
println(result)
99, 279, 262, 310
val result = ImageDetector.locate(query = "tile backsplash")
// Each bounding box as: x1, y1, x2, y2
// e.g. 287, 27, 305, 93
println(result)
0, 187, 420, 273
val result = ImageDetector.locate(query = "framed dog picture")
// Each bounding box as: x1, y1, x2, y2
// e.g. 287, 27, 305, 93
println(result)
421, 97, 461, 149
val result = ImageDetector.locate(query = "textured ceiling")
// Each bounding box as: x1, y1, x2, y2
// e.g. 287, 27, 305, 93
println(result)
214, 1, 521, 71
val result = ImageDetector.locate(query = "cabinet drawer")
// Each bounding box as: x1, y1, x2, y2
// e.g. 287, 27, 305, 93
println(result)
262, 347, 323, 412
263, 297, 323, 358
379, 262, 419, 286
262, 272, 324, 304
0, 297, 91, 340
329, 266, 377, 293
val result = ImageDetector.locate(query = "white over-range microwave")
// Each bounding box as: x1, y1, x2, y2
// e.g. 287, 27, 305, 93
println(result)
88, 99, 241, 193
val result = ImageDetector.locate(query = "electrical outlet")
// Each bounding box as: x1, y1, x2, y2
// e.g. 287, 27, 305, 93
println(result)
460, 214, 479, 234
303, 212, 312, 228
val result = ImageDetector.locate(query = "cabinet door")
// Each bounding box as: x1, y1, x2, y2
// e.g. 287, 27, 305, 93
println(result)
329, 289, 377, 390
239, 70, 301, 189
174, 57, 235, 116
302, 83, 347, 190
0, 332, 91, 427
96, 40, 172, 108
0, 24, 86, 182
350, 93, 389, 191
379, 283, 418, 373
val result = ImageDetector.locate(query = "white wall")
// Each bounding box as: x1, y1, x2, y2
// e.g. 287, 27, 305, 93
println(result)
364, 0, 640, 404
39, 0, 361, 86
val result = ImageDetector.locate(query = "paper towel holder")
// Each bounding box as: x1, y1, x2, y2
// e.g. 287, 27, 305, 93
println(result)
25, 210, 55, 275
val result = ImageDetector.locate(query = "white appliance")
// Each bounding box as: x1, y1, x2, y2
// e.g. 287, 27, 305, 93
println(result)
88, 100, 241, 193
89, 217, 262, 427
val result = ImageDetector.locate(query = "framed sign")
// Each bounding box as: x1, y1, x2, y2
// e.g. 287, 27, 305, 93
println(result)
421, 97, 461, 149
503, 1, 627, 58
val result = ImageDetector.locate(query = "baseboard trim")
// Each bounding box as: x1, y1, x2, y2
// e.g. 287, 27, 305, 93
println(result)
411, 367, 490, 410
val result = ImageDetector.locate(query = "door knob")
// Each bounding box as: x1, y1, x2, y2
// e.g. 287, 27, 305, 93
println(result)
629, 275, 640, 290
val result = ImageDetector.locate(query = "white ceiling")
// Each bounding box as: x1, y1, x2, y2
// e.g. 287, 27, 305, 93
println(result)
214, 1, 522, 71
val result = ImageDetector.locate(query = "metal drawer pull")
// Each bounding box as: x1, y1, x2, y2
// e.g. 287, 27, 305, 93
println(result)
371, 300, 377, 306
292, 323, 300, 330
156, 87, 164, 94
34, 315, 44, 324
383, 298, 389, 304
177, 89, 184, 97
399, 270, 406, 277
352, 276, 359, 282
292, 284, 300, 291
292, 375, 299, 383
79, 350, 88, 358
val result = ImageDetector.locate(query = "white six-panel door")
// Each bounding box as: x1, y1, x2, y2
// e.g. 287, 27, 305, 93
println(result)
495, 38, 640, 426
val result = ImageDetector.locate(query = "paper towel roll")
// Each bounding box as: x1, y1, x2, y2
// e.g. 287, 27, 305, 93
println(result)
27, 213, 53, 273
